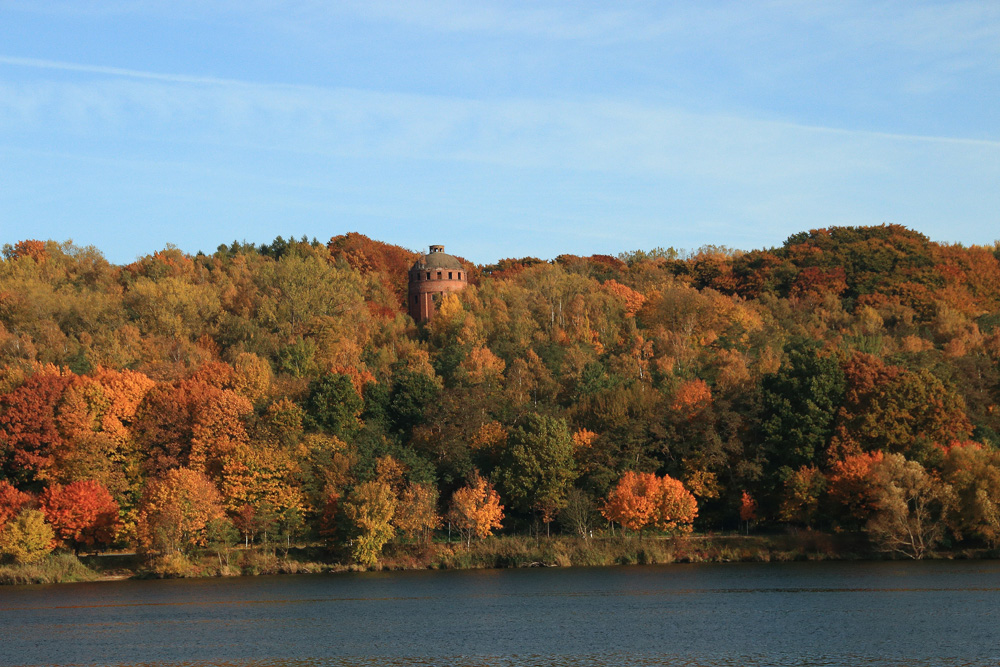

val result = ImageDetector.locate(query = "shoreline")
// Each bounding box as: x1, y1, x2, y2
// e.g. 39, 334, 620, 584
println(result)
4, 532, 996, 586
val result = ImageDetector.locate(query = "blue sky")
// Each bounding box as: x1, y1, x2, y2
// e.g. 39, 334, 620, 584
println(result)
1, 1, 998, 265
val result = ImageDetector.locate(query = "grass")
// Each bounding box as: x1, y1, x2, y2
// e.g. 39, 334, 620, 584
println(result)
391, 531, 874, 571
0, 553, 101, 585
0, 531, 883, 585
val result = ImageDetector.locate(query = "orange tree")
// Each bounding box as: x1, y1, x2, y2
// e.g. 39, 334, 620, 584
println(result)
602, 471, 697, 536
393, 482, 441, 544
448, 473, 504, 546
136, 468, 225, 555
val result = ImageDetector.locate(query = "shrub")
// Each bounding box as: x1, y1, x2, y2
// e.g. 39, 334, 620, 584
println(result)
0, 509, 55, 564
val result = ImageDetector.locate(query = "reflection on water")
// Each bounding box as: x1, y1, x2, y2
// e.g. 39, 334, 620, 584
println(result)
3, 560, 1000, 667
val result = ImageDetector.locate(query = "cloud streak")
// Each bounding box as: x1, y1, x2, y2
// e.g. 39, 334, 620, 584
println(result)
3, 55, 998, 167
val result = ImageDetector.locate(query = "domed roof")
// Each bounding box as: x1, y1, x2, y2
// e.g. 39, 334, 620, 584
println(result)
411, 245, 463, 271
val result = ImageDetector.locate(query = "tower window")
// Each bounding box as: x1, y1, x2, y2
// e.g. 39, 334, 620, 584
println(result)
448, 272, 453, 279
437, 271, 442, 279
426, 272, 431, 280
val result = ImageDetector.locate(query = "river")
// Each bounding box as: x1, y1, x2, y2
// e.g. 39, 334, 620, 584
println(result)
2, 560, 999, 666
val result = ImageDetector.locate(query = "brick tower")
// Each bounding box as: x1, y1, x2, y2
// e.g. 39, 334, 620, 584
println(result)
408, 245, 467, 322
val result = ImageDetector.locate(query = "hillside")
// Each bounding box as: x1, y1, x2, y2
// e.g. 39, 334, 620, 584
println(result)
2, 225, 1000, 567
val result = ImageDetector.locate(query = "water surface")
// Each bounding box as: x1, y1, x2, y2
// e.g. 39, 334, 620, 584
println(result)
2, 560, 998, 666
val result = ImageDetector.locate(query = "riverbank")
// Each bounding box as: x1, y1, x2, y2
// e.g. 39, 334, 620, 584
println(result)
2, 532, 995, 585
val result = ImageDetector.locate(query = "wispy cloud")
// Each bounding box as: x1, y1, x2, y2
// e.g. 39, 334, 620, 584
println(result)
0, 56, 259, 86
3, 55, 998, 164
3, 56, 997, 260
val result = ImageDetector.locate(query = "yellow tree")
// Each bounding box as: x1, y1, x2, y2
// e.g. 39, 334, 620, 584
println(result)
0, 509, 55, 564
342, 480, 396, 567
218, 440, 304, 546
393, 482, 441, 544
940, 442, 1000, 547
865, 453, 951, 559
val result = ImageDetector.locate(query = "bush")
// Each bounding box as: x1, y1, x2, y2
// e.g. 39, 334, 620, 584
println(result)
0, 509, 55, 564
150, 553, 199, 578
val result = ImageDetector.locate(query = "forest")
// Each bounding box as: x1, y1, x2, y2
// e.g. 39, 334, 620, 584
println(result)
2, 224, 1000, 572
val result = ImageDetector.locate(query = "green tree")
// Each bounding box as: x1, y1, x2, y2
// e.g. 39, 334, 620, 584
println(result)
759, 341, 845, 475
387, 369, 440, 437
304, 373, 363, 438
496, 413, 576, 535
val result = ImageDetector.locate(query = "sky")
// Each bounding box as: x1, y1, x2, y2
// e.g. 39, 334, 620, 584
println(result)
1, 1, 999, 265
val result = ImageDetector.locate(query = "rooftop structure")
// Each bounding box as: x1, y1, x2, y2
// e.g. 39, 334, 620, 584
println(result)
408, 245, 467, 322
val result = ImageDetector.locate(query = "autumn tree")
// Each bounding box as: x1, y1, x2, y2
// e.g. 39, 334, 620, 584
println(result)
0, 481, 33, 526
39, 480, 121, 554
739, 491, 757, 534
342, 480, 396, 566
601, 475, 667, 540
827, 451, 884, 528
0, 509, 54, 564
0, 370, 74, 484
230, 352, 273, 404
448, 473, 504, 546
865, 453, 952, 559
393, 482, 441, 543
830, 353, 972, 463
217, 439, 304, 541
602, 471, 698, 536
940, 442, 1000, 547
653, 475, 699, 534
133, 378, 253, 477
137, 468, 225, 555
777, 465, 827, 527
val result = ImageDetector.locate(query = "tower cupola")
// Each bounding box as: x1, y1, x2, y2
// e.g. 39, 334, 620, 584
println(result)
407, 245, 467, 322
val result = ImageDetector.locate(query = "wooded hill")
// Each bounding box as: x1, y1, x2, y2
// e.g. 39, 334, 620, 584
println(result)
2, 225, 1000, 564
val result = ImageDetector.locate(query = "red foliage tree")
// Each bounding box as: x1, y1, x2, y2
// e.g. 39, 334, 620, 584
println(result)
671, 379, 713, 420
827, 451, 885, 526
830, 352, 972, 462
739, 491, 758, 523
133, 378, 252, 477
8, 239, 47, 262
327, 232, 421, 309
39, 480, 121, 553
0, 371, 74, 484
0, 480, 34, 526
